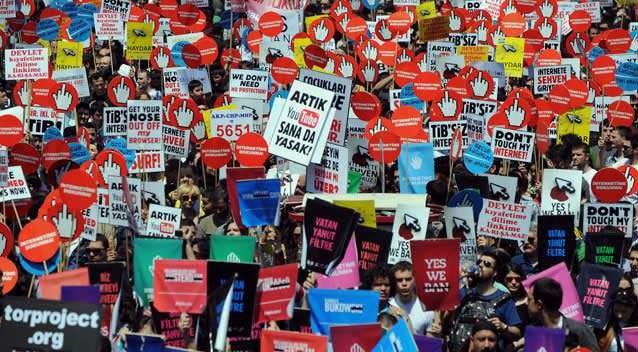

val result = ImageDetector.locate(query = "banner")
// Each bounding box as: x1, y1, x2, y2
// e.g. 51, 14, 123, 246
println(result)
145, 204, 181, 238
307, 143, 349, 194
445, 206, 477, 272
127, 100, 162, 150
133, 237, 183, 306
577, 263, 622, 329
260, 329, 328, 352
88, 262, 124, 306
491, 127, 535, 162
229, 69, 269, 100
476, 199, 532, 240
210, 235, 256, 263
585, 232, 624, 267
533, 65, 571, 94
236, 178, 281, 227
411, 239, 460, 311
0, 296, 101, 352
316, 237, 360, 289
5, 48, 49, 80
523, 262, 584, 321
372, 319, 418, 352
541, 169, 583, 219
389, 203, 429, 264
331, 323, 383, 352
524, 326, 565, 352
354, 226, 393, 276
255, 263, 298, 324
537, 215, 575, 271
583, 203, 633, 237
398, 143, 435, 194
154, 259, 207, 313
301, 198, 357, 275
307, 288, 379, 336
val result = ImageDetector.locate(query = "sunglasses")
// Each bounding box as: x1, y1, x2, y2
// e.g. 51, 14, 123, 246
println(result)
181, 195, 196, 202
87, 248, 105, 256
527, 237, 536, 244
506, 276, 522, 283
476, 259, 494, 268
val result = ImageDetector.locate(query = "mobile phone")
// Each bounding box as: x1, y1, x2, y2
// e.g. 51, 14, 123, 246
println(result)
174, 229, 183, 237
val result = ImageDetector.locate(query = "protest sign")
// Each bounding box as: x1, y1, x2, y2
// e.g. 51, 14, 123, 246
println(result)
354, 226, 392, 276
125, 333, 165, 351
464, 141, 494, 175
150, 306, 196, 349
260, 330, 328, 352
537, 215, 576, 271
154, 259, 207, 313
236, 178, 281, 226
60, 286, 100, 305
39, 268, 90, 300
55, 41, 83, 71
577, 263, 622, 329
585, 232, 624, 267
418, 16, 450, 42
145, 204, 181, 238
0, 166, 31, 202
331, 323, 383, 352
541, 169, 583, 219
476, 199, 532, 241
101, 0, 131, 18
208, 109, 253, 142
372, 319, 418, 352
162, 125, 190, 159
348, 118, 378, 189
226, 167, 265, 227
428, 120, 468, 151
307, 288, 379, 336
582, 203, 633, 237
557, 106, 592, 144
411, 239, 460, 311
28, 107, 63, 136
255, 263, 298, 324
88, 262, 125, 306
523, 262, 585, 321
457, 45, 489, 66
133, 237, 183, 306
491, 127, 535, 162
129, 151, 165, 174
210, 235, 256, 263
108, 176, 140, 227
103, 107, 127, 137
525, 327, 565, 352
163, 68, 186, 98
229, 69, 269, 100
495, 37, 525, 78
533, 65, 572, 94
486, 174, 518, 203
126, 22, 153, 61
307, 143, 348, 194
389, 203, 429, 264
316, 237, 360, 289
51, 69, 90, 98
0, 296, 101, 352
445, 206, 477, 272
94, 12, 125, 40
398, 143, 434, 194
301, 198, 357, 275
462, 99, 497, 143
127, 100, 162, 150
5, 48, 49, 81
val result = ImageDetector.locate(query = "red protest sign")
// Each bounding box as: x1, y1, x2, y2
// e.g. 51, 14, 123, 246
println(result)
604, 29, 631, 54
201, 137, 232, 169
304, 44, 328, 69
154, 259, 207, 313
331, 324, 383, 352
261, 330, 328, 352
345, 15, 368, 41
548, 84, 571, 115
608, 100, 635, 128
181, 44, 202, 68
10, 143, 40, 174
259, 11, 284, 37
377, 41, 399, 67
309, 17, 335, 43
591, 168, 627, 204
235, 132, 269, 167
564, 78, 588, 109
52, 83, 79, 113
255, 263, 298, 324
107, 76, 136, 107
569, 10, 591, 33
150, 47, 174, 69
271, 57, 299, 85
388, 11, 412, 35
368, 131, 401, 163
18, 218, 59, 263
47, 203, 84, 242
393, 61, 420, 88
351, 91, 381, 121
42, 139, 70, 171
246, 30, 263, 54
500, 12, 526, 37
0, 223, 13, 257
95, 149, 128, 178
446, 76, 472, 98
536, 120, 551, 155
413, 71, 442, 102
167, 98, 201, 129
591, 55, 617, 85
194, 35, 219, 65
411, 239, 460, 311
59, 169, 97, 211
31, 78, 57, 108
536, 49, 562, 67
467, 70, 495, 99
0, 115, 23, 147
619, 165, 638, 195
391, 106, 423, 138
430, 91, 462, 121
357, 59, 379, 84
0, 257, 17, 294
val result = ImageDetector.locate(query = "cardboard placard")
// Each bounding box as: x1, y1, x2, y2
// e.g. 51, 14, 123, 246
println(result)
162, 125, 190, 160
476, 199, 532, 241
428, 120, 468, 151
0, 166, 31, 202
389, 203, 429, 264
103, 107, 127, 137
229, 69, 269, 100
126, 100, 162, 150
145, 204, 181, 238
533, 65, 572, 95
354, 225, 393, 276
411, 239, 460, 311
307, 143, 349, 194
583, 203, 633, 237
5, 48, 49, 81
255, 263, 298, 324
541, 169, 583, 219
94, 12, 125, 40
585, 232, 624, 267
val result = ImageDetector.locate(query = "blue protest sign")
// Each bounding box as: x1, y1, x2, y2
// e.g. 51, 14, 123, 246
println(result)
398, 143, 434, 194
19, 251, 61, 276
464, 141, 493, 174
235, 179, 281, 227
372, 319, 418, 352
60, 2, 78, 18
36, 19, 60, 41
125, 334, 165, 352
69, 142, 91, 164
448, 189, 483, 222
589, 46, 604, 62
219, 10, 233, 29
105, 137, 136, 168
77, 4, 98, 22
61, 285, 101, 304
616, 61, 638, 91
68, 18, 92, 42
307, 288, 379, 336
524, 326, 565, 352
44, 127, 64, 144
400, 83, 424, 111
269, 89, 288, 111
171, 41, 189, 67
362, 0, 380, 10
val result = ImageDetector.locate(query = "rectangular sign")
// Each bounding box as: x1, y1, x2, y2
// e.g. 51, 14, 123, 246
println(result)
208, 109, 253, 142
103, 107, 127, 136
229, 69, 269, 100
5, 48, 49, 81
583, 203, 633, 238
129, 150, 165, 174
533, 65, 571, 94
94, 12, 125, 40
491, 127, 535, 162
476, 199, 533, 240
127, 100, 162, 150
307, 143, 348, 194
162, 125, 189, 159
0, 166, 31, 202
428, 120, 468, 151
146, 204, 181, 238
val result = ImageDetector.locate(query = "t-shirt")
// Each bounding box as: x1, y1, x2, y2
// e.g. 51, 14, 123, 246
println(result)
459, 287, 522, 326
388, 295, 434, 335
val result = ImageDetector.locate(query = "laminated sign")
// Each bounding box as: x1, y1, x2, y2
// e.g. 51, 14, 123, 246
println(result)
5, 48, 49, 81
229, 69, 269, 100
101, 0, 132, 19
533, 65, 572, 95
428, 120, 468, 151
127, 100, 162, 150
266, 80, 336, 166
146, 204, 181, 238
491, 127, 535, 162
208, 109, 253, 142
103, 107, 127, 136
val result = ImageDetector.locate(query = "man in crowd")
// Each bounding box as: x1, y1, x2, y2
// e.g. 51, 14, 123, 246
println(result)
388, 261, 436, 336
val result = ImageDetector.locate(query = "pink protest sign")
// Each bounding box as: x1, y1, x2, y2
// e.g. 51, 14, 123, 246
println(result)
316, 237, 360, 289
523, 262, 584, 322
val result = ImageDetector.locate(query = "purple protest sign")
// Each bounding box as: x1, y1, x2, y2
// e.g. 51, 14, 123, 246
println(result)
414, 335, 444, 351
624, 327, 638, 352
524, 326, 565, 352
61, 285, 101, 305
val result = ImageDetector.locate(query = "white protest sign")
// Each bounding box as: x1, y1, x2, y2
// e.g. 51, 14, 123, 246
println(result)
103, 107, 127, 136
266, 80, 336, 166
477, 199, 533, 241
97, 188, 110, 223
232, 97, 265, 132
163, 67, 186, 98
52, 68, 90, 98
108, 176, 140, 227
486, 174, 518, 204
229, 69, 269, 100
541, 169, 583, 218
80, 204, 99, 241
347, 118, 378, 190
146, 204, 181, 238
428, 120, 469, 151
94, 12, 125, 40
177, 68, 212, 95
448, 33, 478, 47
426, 41, 456, 72
126, 100, 162, 150
5, 48, 49, 81
462, 98, 497, 143
445, 206, 476, 271
0, 166, 30, 202
491, 127, 535, 163
28, 107, 63, 136
389, 203, 429, 264
533, 65, 571, 94
142, 181, 165, 206
129, 151, 165, 174
0, 0, 16, 18
307, 144, 348, 194
583, 203, 633, 238
100, 0, 131, 20
162, 125, 190, 160
298, 69, 352, 146
258, 10, 301, 61
208, 109, 253, 142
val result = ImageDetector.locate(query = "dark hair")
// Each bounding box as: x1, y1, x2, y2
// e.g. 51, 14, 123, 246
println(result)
94, 233, 109, 249
188, 79, 203, 92
426, 179, 447, 206
472, 319, 498, 336
360, 265, 395, 297
391, 261, 413, 276
532, 278, 563, 312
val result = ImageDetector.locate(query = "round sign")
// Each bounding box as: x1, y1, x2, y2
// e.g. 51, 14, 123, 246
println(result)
201, 137, 232, 169
0, 222, 13, 257
42, 139, 71, 171
391, 106, 423, 138
0, 257, 17, 294
377, 41, 399, 67
194, 35, 219, 65
564, 78, 588, 109
351, 91, 381, 121
368, 131, 402, 164
536, 49, 562, 66
604, 28, 631, 54
448, 189, 483, 221
393, 61, 420, 88
271, 57, 299, 85
591, 168, 627, 203
167, 98, 201, 129
345, 15, 368, 41
95, 149, 129, 178
245, 30, 263, 54
464, 141, 494, 174
52, 82, 79, 113
467, 70, 495, 99
47, 203, 85, 242
357, 59, 379, 83
235, 132, 269, 167
0, 115, 24, 147
309, 17, 335, 43
31, 79, 57, 108
388, 11, 411, 35
608, 100, 635, 127
304, 44, 328, 69
430, 91, 462, 121
59, 169, 97, 211
500, 12, 526, 37
536, 120, 551, 154
591, 55, 617, 85
10, 143, 40, 174
619, 165, 638, 196
181, 44, 202, 68
107, 76, 136, 107
19, 250, 60, 276
548, 84, 571, 115
413, 71, 442, 102
18, 218, 60, 263
569, 10, 591, 33
258, 11, 284, 37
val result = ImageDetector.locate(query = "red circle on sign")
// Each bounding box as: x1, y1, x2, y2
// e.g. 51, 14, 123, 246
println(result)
608, 100, 635, 128
534, 17, 556, 39
201, 137, 232, 169
447, 76, 471, 98
500, 12, 526, 37
309, 18, 335, 43
107, 76, 136, 107
0, 115, 24, 147
194, 35, 219, 65
52, 82, 79, 113
182, 44, 202, 68
375, 19, 395, 41
10, 143, 40, 174
345, 16, 368, 41
368, 131, 401, 164
271, 57, 298, 85
388, 11, 411, 35
32, 79, 57, 108
0, 257, 17, 294
378, 41, 399, 67
548, 84, 571, 115
430, 91, 462, 121
569, 10, 591, 33
351, 91, 381, 121
592, 168, 628, 203
394, 61, 419, 88
304, 44, 328, 69
564, 78, 588, 109
536, 49, 562, 67
42, 140, 70, 171
259, 11, 284, 37
391, 106, 422, 138
467, 70, 495, 99
168, 98, 201, 129
591, 55, 617, 85
18, 218, 59, 263
413, 71, 442, 102
59, 169, 97, 211
221, 48, 241, 68
604, 29, 631, 54
0, 223, 13, 257
235, 132, 269, 167
150, 47, 174, 69
246, 30, 263, 54
95, 149, 128, 178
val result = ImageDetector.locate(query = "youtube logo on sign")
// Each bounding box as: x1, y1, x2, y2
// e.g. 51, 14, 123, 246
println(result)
299, 109, 319, 128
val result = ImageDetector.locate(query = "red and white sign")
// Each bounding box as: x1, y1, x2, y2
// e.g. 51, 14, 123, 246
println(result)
491, 127, 535, 163
0, 115, 23, 147
163, 125, 190, 160
201, 137, 232, 169
129, 150, 165, 174
477, 199, 533, 240
42, 140, 70, 171
591, 168, 627, 204
410, 239, 460, 311
5, 48, 49, 81
93, 12, 124, 40
235, 132, 269, 167
10, 143, 40, 175
127, 100, 163, 150
154, 259, 207, 313
18, 218, 59, 263
261, 330, 328, 352
255, 263, 298, 324
0, 222, 13, 257
146, 204, 181, 238
107, 76, 136, 107
368, 131, 401, 164
59, 169, 97, 211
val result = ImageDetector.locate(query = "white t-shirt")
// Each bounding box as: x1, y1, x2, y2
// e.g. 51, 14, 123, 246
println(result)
388, 295, 434, 335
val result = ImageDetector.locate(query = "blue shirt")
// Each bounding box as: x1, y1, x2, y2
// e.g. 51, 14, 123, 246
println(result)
512, 254, 538, 276
460, 287, 522, 326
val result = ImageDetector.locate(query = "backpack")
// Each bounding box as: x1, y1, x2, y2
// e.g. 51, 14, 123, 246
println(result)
448, 289, 511, 352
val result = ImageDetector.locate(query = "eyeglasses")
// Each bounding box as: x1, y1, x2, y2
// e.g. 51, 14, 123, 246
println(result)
476, 259, 494, 268
87, 248, 105, 256
629, 257, 638, 262
506, 276, 522, 283
181, 194, 196, 202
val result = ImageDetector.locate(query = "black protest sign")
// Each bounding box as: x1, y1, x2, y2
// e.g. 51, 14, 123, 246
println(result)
585, 232, 625, 267
150, 304, 195, 349
302, 198, 358, 276
0, 296, 101, 352
88, 261, 125, 306
582, 203, 633, 238
577, 263, 622, 329
207, 261, 259, 338
537, 215, 575, 271
289, 308, 312, 333
354, 225, 392, 276
455, 175, 489, 196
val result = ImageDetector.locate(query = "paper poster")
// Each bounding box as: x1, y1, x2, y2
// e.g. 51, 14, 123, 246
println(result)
537, 215, 576, 271
476, 199, 532, 241
582, 203, 633, 237
523, 262, 585, 321
445, 206, 476, 272
411, 239, 460, 311
145, 204, 181, 238
389, 203, 430, 264
541, 169, 583, 219
307, 143, 349, 194
316, 237, 360, 289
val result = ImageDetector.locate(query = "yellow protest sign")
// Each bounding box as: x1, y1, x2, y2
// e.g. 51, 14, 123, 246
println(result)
126, 22, 153, 60
416, 2, 437, 19
55, 40, 83, 70
292, 37, 313, 68
305, 15, 327, 30
557, 106, 592, 144
456, 45, 489, 66
333, 199, 376, 228
418, 16, 450, 42
202, 104, 238, 137
495, 37, 525, 78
